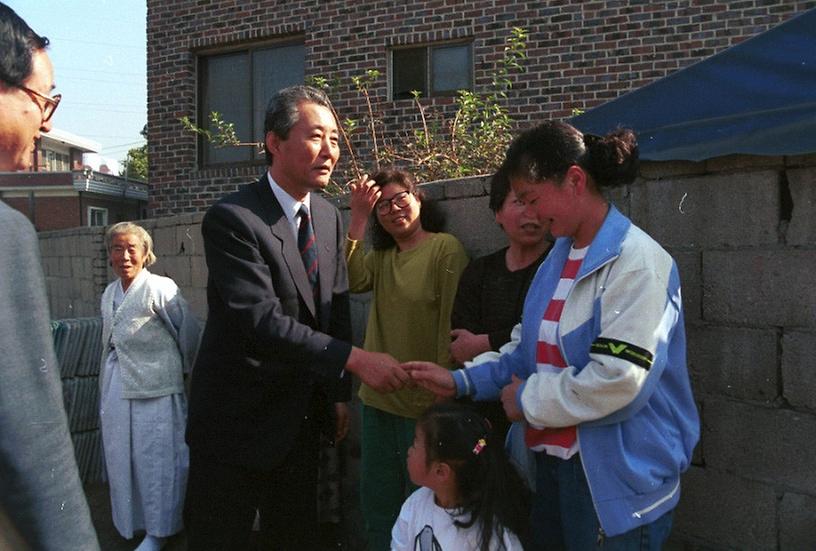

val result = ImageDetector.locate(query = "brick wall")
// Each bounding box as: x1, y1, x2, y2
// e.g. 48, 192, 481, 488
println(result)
39, 154, 816, 547
80, 195, 145, 227
2, 195, 81, 231
0, 172, 80, 230
146, 0, 816, 217
2, 195, 145, 231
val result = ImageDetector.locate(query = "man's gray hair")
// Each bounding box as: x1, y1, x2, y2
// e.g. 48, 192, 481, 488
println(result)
263, 85, 333, 165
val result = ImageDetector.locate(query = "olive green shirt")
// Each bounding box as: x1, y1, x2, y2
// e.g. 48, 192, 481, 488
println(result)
346, 232, 469, 418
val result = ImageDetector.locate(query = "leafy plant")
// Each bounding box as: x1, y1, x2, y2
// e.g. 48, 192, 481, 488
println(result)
351, 70, 382, 172
367, 26, 528, 182
180, 111, 263, 152
120, 124, 148, 180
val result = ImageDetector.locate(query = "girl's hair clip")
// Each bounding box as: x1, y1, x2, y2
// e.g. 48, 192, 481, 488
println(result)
472, 438, 487, 455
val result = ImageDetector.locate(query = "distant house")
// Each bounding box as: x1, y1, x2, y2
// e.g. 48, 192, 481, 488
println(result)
0, 128, 148, 231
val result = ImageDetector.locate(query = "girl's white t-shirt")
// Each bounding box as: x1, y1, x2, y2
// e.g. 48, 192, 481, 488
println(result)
391, 487, 523, 551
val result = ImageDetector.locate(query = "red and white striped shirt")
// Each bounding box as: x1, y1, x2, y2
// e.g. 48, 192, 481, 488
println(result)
525, 245, 587, 459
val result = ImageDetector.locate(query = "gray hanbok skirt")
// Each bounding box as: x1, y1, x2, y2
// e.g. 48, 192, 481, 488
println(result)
99, 350, 189, 539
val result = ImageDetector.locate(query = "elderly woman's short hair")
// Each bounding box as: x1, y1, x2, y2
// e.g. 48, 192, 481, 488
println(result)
105, 222, 157, 267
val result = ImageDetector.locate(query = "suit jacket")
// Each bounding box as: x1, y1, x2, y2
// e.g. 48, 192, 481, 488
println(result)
0, 202, 99, 550
186, 175, 352, 470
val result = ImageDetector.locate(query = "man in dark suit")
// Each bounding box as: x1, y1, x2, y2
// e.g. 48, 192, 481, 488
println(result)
0, 3, 99, 549
184, 85, 409, 549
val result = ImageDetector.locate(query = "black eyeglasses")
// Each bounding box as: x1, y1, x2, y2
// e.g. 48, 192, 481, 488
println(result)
375, 190, 412, 214
17, 84, 61, 122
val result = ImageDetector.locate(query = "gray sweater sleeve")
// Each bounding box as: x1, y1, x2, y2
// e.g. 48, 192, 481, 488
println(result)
0, 204, 99, 550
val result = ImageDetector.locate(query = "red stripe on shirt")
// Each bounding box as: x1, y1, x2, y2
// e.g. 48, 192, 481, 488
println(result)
543, 299, 565, 321
525, 247, 586, 456
561, 257, 582, 279
525, 426, 577, 450
536, 341, 567, 368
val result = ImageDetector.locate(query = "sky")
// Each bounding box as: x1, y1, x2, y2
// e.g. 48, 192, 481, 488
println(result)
7, 0, 147, 172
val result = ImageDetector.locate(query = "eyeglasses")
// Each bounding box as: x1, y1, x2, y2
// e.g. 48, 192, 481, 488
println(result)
375, 190, 412, 214
17, 84, 61, 122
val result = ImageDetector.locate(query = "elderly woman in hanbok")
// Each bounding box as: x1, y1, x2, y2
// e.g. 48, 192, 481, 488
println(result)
99, 222, 200, 551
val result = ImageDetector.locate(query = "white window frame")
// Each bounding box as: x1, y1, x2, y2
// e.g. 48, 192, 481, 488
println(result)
88, 206, 108, 227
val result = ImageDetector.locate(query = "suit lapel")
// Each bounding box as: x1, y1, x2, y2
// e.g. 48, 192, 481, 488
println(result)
254, 175, 317, 318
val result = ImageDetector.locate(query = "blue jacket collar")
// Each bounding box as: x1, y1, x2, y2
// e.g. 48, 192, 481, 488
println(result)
550, 204, 632, 278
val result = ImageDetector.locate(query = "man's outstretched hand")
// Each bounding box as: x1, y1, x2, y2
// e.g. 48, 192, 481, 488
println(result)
345, 347, 409, 393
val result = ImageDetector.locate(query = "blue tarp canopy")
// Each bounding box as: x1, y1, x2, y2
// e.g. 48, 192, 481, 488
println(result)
571, 9, 816, 161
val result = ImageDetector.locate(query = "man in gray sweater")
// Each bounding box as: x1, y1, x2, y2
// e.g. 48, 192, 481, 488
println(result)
0, 3, 99, 549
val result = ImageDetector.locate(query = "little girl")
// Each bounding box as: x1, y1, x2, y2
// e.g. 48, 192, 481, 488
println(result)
391, 403, 529, 551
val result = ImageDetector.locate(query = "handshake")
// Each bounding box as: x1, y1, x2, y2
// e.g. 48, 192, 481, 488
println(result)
345, 347, 524, 421
345, 347, 456, 397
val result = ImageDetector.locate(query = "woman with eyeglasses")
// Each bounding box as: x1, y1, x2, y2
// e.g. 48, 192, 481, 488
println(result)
346, 168, 469, 551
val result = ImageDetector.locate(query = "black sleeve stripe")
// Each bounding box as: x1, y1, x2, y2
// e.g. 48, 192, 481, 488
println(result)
590, 337, 653, 370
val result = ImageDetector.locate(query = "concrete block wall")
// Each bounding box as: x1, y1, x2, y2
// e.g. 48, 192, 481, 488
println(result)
39, 225, 108, 319
40, 214, 209, 321
142, 212, 208, 321
626, 157, 816, 550
37, 159, 816, 549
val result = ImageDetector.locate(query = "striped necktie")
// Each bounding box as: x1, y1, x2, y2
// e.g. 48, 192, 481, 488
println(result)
298, 204, 319, 296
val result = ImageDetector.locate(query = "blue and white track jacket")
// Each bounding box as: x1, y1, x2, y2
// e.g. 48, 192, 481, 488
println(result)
453, 205, 700, 536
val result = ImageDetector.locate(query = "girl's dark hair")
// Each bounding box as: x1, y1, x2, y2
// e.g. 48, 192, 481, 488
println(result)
418, 402, 530, 551
369, 168, 446, 250
500, 120, 639, 191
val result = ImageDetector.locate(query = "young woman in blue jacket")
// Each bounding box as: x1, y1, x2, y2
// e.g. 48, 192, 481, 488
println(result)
407, 121, 699, 549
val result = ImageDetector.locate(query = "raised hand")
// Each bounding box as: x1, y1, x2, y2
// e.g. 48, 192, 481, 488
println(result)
402, 361, 456, 398
347, 174, 380, 240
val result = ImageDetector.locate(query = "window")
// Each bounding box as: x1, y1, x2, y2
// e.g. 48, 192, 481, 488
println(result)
44, 151, 69, 171
88, 207, 108, 227
198, 41, 305, 166
391, 43, 472, 100
45, 150, 56, 171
